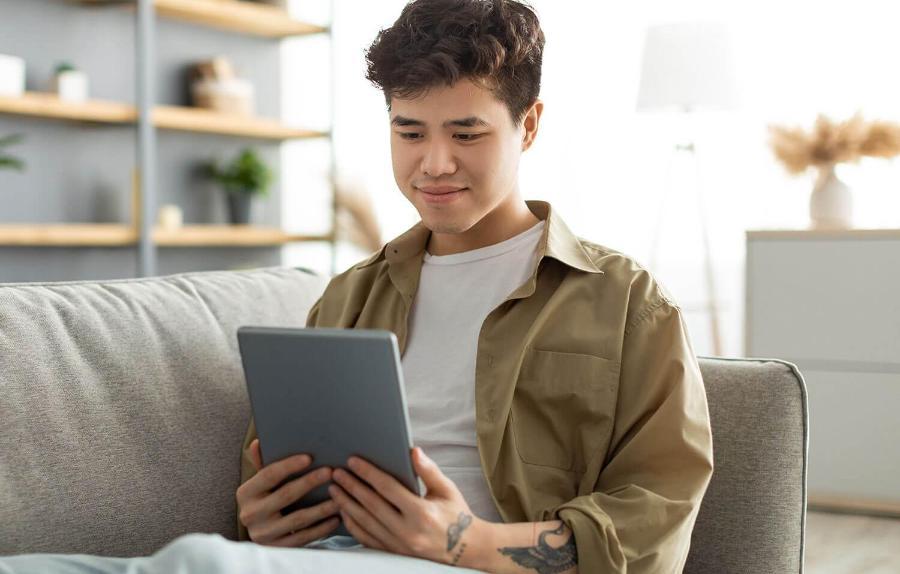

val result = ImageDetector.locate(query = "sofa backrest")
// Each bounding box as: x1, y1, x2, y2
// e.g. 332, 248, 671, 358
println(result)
685, 357, 807, 574
0, 267, 328, 557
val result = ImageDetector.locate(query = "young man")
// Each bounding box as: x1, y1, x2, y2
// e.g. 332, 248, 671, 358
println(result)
236, 1, 714, 572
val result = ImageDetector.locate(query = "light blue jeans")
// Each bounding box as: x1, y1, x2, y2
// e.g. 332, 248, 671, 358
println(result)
0, 534, 481, 574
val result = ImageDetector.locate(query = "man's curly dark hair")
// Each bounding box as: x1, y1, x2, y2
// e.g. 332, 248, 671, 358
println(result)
364, 0, 545, 126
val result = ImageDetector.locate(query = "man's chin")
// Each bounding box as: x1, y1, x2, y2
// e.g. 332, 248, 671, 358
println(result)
418, 213, 474, 235
408, 196, 480, 234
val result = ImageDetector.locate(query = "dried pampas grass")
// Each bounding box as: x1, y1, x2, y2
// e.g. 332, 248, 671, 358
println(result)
768, 113, 900, 175
860, 120, 900, 158
334, 181, 383, 254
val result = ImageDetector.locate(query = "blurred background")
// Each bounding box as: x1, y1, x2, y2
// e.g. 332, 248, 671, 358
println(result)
1, 1, 898, 570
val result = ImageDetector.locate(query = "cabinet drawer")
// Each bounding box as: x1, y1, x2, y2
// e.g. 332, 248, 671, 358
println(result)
804, 369, 900, 504
746, 237, 900, 365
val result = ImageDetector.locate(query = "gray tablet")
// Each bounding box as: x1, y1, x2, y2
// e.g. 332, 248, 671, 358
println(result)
236, 326, 422, 537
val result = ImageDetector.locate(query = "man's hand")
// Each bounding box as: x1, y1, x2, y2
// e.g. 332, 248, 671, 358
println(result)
236, 438, 341, 547
329, 446, 487, 567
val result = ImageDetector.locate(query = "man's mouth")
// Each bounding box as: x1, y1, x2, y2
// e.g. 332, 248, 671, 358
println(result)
417, 186, 467, 195
417, 186, 467, 204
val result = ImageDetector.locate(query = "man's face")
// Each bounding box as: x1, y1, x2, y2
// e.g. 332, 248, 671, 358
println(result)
389, 78, 535, 237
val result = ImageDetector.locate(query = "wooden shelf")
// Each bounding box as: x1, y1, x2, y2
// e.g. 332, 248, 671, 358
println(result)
153, 106, 326, 139
0, 92, 328, 140
0, 224, 332, 247
0, 224, 138, 246
154, 225, 332, 246
0, 92, 134, 124
81, 0, 328, 38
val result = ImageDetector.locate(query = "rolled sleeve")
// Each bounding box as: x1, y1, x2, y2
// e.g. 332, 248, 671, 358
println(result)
551, 295, 714, 573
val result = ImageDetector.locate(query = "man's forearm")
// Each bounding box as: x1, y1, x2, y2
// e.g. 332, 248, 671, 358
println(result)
460, 519, 578, 574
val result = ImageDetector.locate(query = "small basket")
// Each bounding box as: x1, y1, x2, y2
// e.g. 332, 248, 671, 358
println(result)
191, 78, 255, 116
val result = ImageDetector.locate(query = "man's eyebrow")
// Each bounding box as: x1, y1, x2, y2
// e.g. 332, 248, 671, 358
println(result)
391, 116, 490, 128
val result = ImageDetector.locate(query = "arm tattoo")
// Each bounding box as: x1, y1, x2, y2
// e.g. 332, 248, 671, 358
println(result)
447, 512, 473, 551
498, 523, 578, 574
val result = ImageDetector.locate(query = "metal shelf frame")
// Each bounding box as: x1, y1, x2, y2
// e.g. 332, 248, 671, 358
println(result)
130, 0, 337, 277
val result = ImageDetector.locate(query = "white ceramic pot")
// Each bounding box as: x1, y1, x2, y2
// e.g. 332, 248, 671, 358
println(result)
157, 204, 184, 229
53, 70, 89, 102
0, 54, 26, 97
809, 164, 853, 229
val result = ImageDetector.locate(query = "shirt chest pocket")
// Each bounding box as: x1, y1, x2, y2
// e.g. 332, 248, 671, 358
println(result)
510, 349, 618, 471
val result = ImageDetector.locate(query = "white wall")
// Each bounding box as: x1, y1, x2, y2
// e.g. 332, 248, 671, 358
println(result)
282, 0, 900, 357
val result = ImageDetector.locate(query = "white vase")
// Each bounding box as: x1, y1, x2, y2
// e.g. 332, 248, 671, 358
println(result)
809, 164, 853, 229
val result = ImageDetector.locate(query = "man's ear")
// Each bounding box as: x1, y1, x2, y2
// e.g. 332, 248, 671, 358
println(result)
521, 99, 544, 151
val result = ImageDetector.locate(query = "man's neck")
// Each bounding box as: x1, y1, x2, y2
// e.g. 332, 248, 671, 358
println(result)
426, 199, 541, 256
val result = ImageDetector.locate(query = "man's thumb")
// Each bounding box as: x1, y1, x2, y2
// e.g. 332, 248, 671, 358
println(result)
413, 447, 452, 497
248, 438, 263, 471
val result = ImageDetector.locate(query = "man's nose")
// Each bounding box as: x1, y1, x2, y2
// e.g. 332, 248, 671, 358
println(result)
421, 138, 458, 177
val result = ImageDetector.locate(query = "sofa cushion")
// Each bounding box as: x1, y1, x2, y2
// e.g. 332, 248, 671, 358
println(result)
0, 266, 328, 557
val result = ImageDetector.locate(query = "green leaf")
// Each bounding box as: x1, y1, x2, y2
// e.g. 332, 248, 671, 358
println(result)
0, 133, 25, 149
55, 61, 77, 75
0, 157, 25, 171
202, 147, 273, 196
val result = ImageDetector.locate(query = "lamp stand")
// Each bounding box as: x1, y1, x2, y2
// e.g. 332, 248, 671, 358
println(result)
648, 139, 724, 356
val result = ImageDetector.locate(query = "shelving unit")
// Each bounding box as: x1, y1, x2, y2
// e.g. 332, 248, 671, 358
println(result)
1, 0, 337, 278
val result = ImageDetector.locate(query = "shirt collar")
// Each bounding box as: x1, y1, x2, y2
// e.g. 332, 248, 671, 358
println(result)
355, 200, 602, 275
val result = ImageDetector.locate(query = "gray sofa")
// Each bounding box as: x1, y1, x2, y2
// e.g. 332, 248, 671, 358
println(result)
0, 267, 807, 572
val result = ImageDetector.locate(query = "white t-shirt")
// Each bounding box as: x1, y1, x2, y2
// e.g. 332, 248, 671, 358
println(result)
401, 219, 545, 523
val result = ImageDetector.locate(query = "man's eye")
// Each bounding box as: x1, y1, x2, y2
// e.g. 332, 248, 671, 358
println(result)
455, 133, 482, 141
398, 132, 421, 140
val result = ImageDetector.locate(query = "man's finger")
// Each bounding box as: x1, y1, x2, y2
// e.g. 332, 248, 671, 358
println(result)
341, 511, 387, 552
270, 516, 341, 548
255, 498, 340, 542
333, 467, 403, 530
242, 453, 312, 497
256, 466, 333, 518
330, 484, 403, 553
346, 456, 419, 513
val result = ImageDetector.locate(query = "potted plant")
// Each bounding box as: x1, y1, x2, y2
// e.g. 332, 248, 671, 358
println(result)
52, 61, 89, 102
0, 133, 25, 172
205, 148, 273, 225
769, 113, 900, 229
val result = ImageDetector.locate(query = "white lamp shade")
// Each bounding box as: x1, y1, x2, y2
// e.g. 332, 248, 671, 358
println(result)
636, 21, 739, 112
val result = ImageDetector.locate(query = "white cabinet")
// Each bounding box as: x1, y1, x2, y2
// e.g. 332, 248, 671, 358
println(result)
746, 229, 900, 515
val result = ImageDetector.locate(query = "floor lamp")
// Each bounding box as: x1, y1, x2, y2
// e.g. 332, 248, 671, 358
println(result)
636, 21, 739, 356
